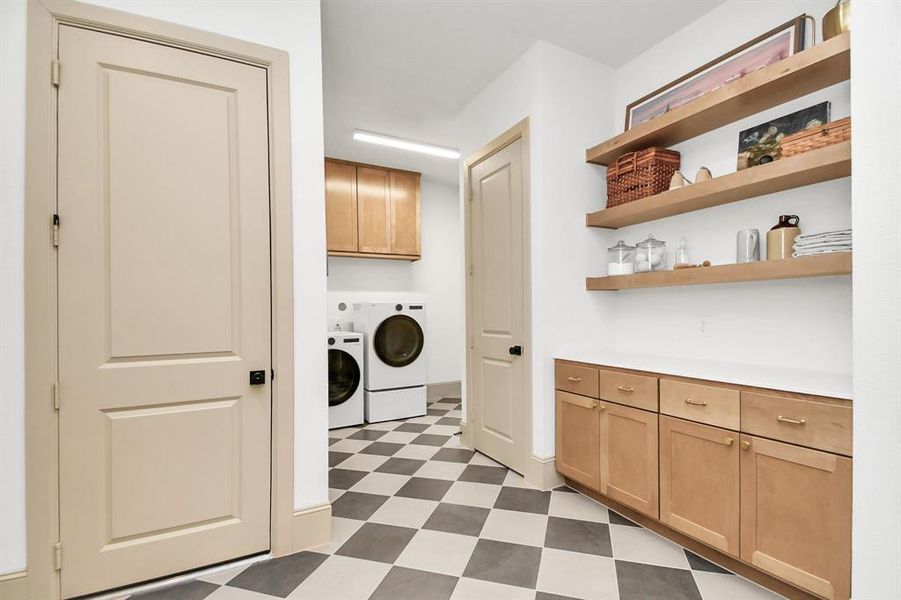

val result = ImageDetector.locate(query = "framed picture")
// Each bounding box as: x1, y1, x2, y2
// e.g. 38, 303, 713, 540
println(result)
736, 101, 830, 170
624, 16, 806, 130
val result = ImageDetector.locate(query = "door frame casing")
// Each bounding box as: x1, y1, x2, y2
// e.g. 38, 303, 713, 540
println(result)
24, 2, 296, 598
462, 118, 536, 483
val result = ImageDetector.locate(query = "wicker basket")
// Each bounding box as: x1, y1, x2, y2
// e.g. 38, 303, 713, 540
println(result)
781, 117, 851, 158
606, 147, 680, 207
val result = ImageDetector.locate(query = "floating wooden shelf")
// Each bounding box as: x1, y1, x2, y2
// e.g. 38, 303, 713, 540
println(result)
586, 34, 850, 166
586, 141, 851, 229
586, 253, 851, 290
328, 251, 420, 262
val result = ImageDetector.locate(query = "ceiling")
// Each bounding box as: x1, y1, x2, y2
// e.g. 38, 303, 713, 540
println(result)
321, 0, 723, 184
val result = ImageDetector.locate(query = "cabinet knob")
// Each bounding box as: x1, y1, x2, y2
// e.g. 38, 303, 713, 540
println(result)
740, 440, 752, 451
722, 437, 734, 446
599, 404, 607, 411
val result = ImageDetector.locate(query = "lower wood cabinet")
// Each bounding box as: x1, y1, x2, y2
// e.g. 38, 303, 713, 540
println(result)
555, 391, 600, 491
659, 416, 739, 556
740, 435, 852, 600
601, 402, 658, 518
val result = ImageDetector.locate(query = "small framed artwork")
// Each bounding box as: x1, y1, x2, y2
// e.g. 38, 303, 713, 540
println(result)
736, 101, 830, 170
624, 16, 807, 130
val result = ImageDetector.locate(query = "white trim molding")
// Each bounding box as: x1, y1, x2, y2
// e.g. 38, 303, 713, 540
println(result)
291, 503, 332, 554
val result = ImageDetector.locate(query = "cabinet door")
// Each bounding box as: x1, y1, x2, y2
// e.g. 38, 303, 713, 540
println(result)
660, 416, 739, 556
357, 166, 391, 253
324, 160, 358, 252
555, 391, 600, 491
740, 435, 851, 600
389, 170, 420, 256
601, 403, 658, 518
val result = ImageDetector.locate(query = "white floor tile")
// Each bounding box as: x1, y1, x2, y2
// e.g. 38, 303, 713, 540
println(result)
364, 420, 403, 431
693, 572, 783, 600
450, 577, 534, 600
311, 517, 363, 554
349, 472, 410, 496
480, 508, 548, 547
368, 496, 439, 529
207, 586, 280, 599
328, 487, 345, 503
443, 481, 502, 508
407, 415, 442, 425
424, 424, 460, 436
287, 555, 390, 600
415, 460, 468, 480
548, 490, 609, 523
393, 443, 440, 460
335, 452, 389, 472
442, 435, 467, 449
469, 453, 503, 468
378, 430, 420, 444
395, 529, 478, 576
503, 470, 538, 489
329, 438, 373, 454
197, 565, 247, 585
537, 547, 620, 600
609, 524, 691, 569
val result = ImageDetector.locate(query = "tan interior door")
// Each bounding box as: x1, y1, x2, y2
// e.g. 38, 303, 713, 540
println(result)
325, 160, 358, 252
57, 26, 271, 598
357, 166, 391, 253
469, 138, 526, 473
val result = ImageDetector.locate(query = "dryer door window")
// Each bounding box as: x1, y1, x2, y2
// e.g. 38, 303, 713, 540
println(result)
328, 349, 361, 406
374, 315, 424, 368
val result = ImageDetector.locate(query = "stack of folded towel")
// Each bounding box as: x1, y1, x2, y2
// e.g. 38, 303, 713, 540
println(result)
792, 228, 852, 257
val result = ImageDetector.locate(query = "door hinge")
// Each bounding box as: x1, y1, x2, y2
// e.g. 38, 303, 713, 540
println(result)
51, 60, 60, 87
52, 382, 60, 411
52, 214, 60, 247
53, 542, 62, 570
468, 263, 473, 276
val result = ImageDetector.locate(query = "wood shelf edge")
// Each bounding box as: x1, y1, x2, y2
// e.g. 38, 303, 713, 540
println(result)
586, 253, 851, 291
328, 251, 421, 262
586, 141, 851, 229
586, 34, 851, 166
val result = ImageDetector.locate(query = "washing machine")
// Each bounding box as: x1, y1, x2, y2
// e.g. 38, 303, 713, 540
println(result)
353, 302, 427, 422
328, 331, 365, 429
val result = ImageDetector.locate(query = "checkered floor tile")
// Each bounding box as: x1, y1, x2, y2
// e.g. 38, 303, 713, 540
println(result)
128, 397, 782, 600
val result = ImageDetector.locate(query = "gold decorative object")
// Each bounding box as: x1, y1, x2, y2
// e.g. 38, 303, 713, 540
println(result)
823, 0, 850, 40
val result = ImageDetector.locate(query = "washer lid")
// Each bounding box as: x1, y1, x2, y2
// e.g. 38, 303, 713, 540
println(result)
373, 314, 424, 368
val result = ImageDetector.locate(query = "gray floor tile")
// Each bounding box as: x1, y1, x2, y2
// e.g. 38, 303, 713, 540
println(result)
335, 522, 417, 564
494, 487, 551, 515
226, 551, 327, 597
328, 468, 367, 490
395, 476, 454, 501
616, 560, 702, 600
396, 422, 431, 433
412, 433, 452, 446
424, 502, 490, 537
376, 457, 426, 476
369, 566, 458, 600
431, 448, 476, 463
462, 538, 542, 589
436, 416, 461, 426
535, 593, 581, 600
427, 408, 449, 416
609, 510, 639, 527
348, 428, 388, 441
328, 451, 353, 467
328, 437, 340, 446
458, 465, 507, 485
130, 580, 219, 600
684, 550, 731, 574
553, 485, 576, 493
331, 491, 389, 520
544, 516, 612, 557
360, 441, 405, 456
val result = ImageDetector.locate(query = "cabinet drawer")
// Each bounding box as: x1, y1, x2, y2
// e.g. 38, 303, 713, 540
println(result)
741, 392, 852, 456
660, 379, 739, 430
599, 369, 658, 411
555, 362, 599, 398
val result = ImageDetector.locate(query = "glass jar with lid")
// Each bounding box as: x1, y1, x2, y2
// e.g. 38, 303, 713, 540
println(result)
607, 241, 635, 275
634, 234, 667, 272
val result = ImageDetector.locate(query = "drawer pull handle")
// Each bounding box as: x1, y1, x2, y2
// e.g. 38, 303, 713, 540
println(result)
567, 376, 583, 383
741, 440, 752, 451
617, 385, 634, 393
720, 437, 734, 446
777, 415, 807, 425
684, 398, 708, 407
599, 404, 607, 411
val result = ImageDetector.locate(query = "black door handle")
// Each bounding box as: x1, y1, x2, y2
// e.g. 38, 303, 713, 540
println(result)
509, 345, 522, 356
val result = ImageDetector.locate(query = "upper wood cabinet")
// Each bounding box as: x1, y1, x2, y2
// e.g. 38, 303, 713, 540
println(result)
325, 158, 421, 260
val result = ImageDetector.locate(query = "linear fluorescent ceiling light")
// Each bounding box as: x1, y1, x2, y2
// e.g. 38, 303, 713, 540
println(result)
353, 129, 460, 159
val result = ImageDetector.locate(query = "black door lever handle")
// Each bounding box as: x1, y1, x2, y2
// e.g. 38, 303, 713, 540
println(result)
509, 345, 522, 356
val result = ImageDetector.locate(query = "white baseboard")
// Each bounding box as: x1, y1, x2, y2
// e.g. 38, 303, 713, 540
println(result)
525, 455, 563, 491
291, 502, 332, 554
427, 381, 461, 400
0, 570, 27, 599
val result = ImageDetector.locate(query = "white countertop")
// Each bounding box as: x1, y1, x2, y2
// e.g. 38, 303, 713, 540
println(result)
557, 350, 852, 400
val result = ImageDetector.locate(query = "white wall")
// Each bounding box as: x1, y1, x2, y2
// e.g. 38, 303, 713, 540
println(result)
0, 0, 327, 576
326, 177, 464, 384
455, 42, 617, 458
609, 0, 851, 374
851, 1, 901, 597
